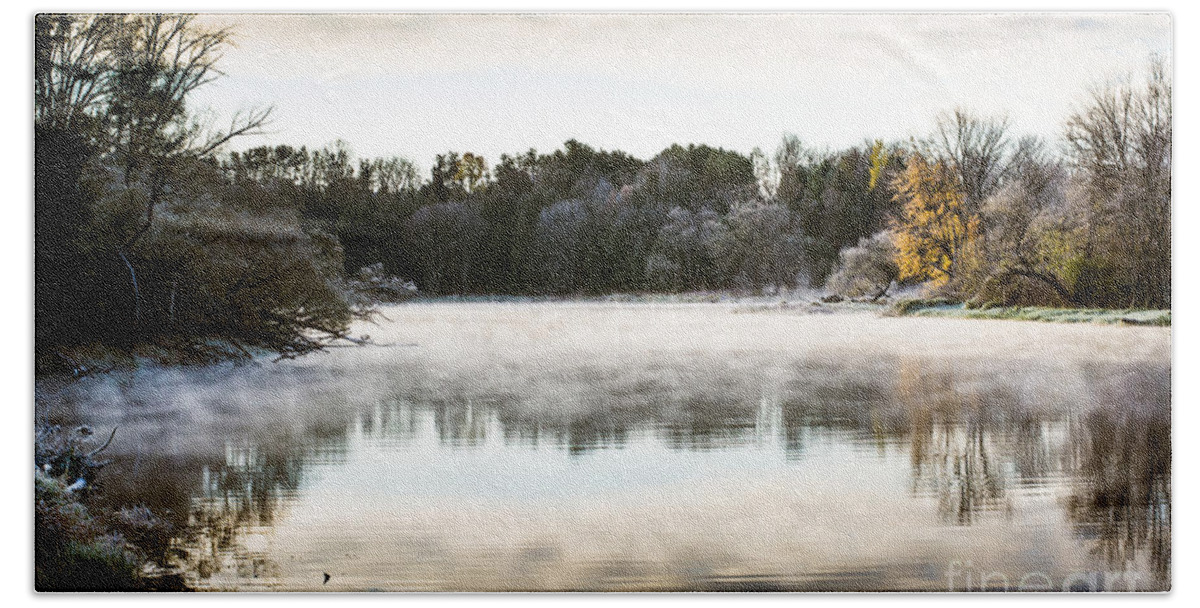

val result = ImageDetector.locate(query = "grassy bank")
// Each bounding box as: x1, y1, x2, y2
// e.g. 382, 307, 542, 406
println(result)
35, 426, 187, 591
889, 299, 1171, 326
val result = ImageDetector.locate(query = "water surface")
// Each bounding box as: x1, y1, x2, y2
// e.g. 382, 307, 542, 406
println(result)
36, 302, 1171, 591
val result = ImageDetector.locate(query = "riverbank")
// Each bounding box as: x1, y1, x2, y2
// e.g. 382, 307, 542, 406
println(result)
35, 425, 189, 591
403, 291, 806, 305
887, 298, 1171, 326
37, 293, 1170, 379
36, 339, 268, 379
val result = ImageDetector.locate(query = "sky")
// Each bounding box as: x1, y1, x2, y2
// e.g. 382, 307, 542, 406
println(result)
172, 13, 1171, 173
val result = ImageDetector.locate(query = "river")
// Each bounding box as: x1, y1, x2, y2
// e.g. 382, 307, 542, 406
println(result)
35, 302, 1171, 591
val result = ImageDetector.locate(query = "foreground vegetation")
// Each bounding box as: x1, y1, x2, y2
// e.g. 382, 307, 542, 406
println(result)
35, 425, 185, 591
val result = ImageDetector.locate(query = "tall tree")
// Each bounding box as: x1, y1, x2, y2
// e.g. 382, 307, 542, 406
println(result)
1064, 57, 1171, 308
891, 153, 981, 288
35, 14, 354, 362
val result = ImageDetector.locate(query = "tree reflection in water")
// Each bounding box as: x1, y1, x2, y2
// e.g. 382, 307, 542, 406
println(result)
1063, 369, 1170, 587
900, 363, 1014, 525
168, 429, 349, 589
82, 355, 1167, 590
898, 358, 1170, 586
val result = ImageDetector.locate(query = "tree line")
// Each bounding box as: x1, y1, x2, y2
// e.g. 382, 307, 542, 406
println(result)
223, 61, 1170, 311
219, 136, 901, 297
35, 14, 1171, 365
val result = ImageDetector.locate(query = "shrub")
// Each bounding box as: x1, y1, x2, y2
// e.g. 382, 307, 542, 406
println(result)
826, 231, 900, 299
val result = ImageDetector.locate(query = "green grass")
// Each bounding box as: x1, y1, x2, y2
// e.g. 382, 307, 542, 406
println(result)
891, 299, 1170, 326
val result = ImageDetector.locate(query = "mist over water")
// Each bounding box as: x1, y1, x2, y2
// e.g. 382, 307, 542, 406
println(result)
36, 303, 1170, 591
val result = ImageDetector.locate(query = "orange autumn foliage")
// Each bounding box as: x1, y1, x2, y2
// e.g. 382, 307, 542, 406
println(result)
890, 154, 981, 287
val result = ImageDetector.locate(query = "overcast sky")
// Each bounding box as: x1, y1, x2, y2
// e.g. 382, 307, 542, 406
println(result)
189, 13, 1171, 170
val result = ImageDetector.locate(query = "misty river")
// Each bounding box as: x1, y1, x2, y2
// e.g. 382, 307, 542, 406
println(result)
35, 302, 1171, 591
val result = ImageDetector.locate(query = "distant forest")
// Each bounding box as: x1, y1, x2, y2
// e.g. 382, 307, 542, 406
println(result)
35, 15, 1171, 363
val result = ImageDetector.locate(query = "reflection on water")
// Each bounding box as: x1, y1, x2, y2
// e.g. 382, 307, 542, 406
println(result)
37, 305, 1170, 591
1063, 373, 1171, 588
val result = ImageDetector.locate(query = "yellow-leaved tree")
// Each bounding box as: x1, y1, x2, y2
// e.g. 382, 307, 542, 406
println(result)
891, 153, 981, 288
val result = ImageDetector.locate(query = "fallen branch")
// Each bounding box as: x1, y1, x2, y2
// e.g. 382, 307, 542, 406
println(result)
85, 427, 118, 459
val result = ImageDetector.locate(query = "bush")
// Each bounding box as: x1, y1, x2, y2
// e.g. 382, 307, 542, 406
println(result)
36, 470, 143, 591
967, 273, 1070, 308
826, 231, 899, 299
35, 426, 178, 591
891, 297, 955, 315
1065, 255, 1134, 309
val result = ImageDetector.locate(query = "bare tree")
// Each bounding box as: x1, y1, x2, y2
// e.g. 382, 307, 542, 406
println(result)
110, 16, 272, 323
749, 147, 777, 199
1064, 57, 1171, 307
361, 157, 419, 194
35, 15, 122, 131
929, 109, 1016, 210
37, 14, 273, 326
978, 160, 1080, 304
